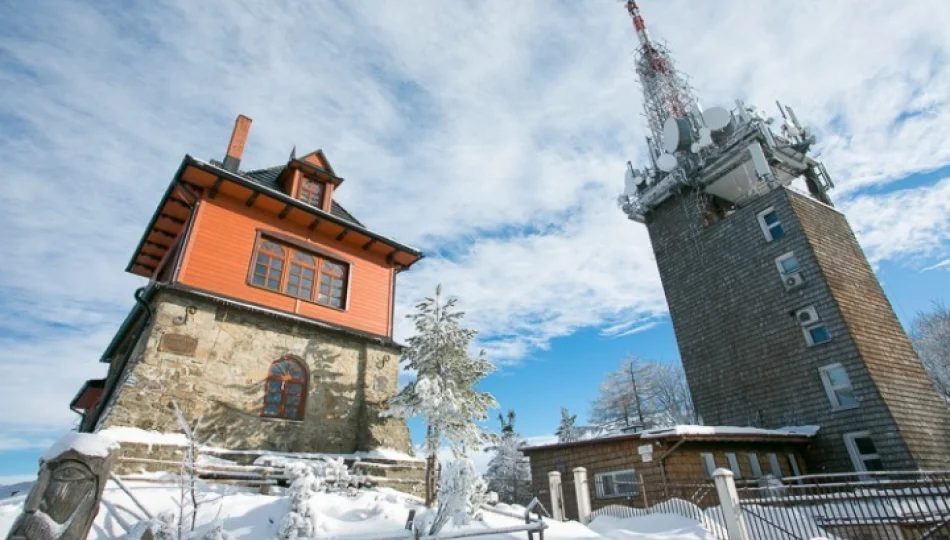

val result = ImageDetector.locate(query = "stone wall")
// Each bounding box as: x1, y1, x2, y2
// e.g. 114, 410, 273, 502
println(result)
646, 186, 950, 472
98, 287, 412, 455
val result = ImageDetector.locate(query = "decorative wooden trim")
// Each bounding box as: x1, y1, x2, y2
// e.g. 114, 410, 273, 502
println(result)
152, 228, 177, 239
386, 249, 400, 264
168, 198, 190, 209
307, 218, 321, 231
278, 205, 292, 219
362, 239, 376, 250
159, 213, 186, 225
145, 240, 169, 250
208, 178, 224, 199
245, 192, 259, 207
140, 253, 162, 262
335, 229, 349, 241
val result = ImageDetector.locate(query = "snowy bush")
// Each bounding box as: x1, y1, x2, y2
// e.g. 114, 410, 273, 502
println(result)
199, 520, 234, 540
427, 459, 489, 535
128, 511, 177, 540
277, 464, 321, 540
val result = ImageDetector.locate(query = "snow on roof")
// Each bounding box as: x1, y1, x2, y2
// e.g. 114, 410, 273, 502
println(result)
97, 426, 424, 462
42, 432, 120, 461
640, 424, 820, 439
98, 426, 189, 448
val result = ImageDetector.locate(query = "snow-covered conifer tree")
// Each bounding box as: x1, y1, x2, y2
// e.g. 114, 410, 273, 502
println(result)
427, 459, 488, 535
555, 407, 578, 443
387, 285, 498, 506
277, 463, 321, 540
485, 410, 532, 504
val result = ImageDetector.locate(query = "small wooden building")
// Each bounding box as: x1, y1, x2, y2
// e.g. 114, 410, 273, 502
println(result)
522, 425, 816, 521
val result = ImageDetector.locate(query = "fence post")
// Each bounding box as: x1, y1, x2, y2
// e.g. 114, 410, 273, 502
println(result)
572, 467, 592, 524
712, 468, 750, 540
548, 471, 564, 522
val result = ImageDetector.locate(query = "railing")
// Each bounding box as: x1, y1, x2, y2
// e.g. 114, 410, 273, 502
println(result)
587, 472, 950, 540
734, 471, 950, 540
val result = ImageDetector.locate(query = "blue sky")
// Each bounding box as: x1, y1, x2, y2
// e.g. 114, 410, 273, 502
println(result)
2, 0, 950, 482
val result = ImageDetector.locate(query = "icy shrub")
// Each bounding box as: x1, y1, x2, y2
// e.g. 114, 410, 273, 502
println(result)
427, 459, 489, 535
277, 463, 321, 540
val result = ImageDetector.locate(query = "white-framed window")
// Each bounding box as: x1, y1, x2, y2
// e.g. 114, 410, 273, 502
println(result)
757, 207, 785, 242
767, 453, 783, 477
726, 453, 743, 479
747, 453, 763, 478
819, 363, 858, 410
701, 453, 717, 478
844, 432, 884, 474
796, 306, 831, 346
775, 252, 804, 289
594, 469, 639, 499
787, 454, 801, 477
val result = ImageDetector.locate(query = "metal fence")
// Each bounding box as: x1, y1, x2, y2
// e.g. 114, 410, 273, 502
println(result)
734, 471, 950, 540
589, 471, 950, 540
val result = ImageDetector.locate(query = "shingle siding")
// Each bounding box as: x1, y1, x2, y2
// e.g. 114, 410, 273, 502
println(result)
646, 187, 950, 472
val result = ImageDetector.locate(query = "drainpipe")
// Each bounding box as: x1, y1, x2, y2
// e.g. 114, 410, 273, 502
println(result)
84, 286, 154, 432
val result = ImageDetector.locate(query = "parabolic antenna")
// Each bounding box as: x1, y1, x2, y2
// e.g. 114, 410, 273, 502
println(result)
657, 153, 678, 172
702, 106, 732, 131
663, 117, 693, 153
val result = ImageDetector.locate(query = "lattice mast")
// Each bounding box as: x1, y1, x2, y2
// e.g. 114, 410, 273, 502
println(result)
625, 1, 697, 145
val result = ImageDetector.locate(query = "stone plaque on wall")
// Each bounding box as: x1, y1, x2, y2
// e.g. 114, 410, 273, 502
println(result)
159, 333, 198, 356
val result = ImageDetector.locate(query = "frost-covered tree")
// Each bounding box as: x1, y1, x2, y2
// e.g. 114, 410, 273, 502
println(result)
426, 459, 489, 536
911, 302, 950, 403
590, 356, 695, 430
555, 408, 578, 443
387, 285, 498, 506
277, 463, 321, 540
485, 410, 532, 504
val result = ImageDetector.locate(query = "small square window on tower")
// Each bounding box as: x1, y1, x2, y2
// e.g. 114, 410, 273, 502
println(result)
775, 252, 804, 290
819, 363, 858, 410
756, 207, 785, 242
844, 431, 885, 476
796, 306, 831, 346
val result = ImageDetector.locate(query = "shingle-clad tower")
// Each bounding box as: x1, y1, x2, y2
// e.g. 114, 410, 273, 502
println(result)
618, 2, 950, 472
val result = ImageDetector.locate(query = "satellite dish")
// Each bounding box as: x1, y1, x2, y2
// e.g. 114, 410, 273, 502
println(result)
702, 107, 732, 131
663, 117, 693, 153
657, 153, 678, 172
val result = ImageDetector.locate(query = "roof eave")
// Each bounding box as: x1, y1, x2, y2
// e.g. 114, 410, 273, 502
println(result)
183, 156, 423, 262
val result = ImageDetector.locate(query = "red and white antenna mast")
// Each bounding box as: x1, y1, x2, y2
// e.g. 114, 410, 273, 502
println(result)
624, 1, 696, 146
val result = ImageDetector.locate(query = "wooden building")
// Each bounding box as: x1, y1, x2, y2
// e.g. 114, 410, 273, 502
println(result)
70, 115, 423, 455
523, 426, 816, 521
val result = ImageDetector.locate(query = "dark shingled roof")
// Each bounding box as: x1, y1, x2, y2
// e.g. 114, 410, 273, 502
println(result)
240, 165, 363, 226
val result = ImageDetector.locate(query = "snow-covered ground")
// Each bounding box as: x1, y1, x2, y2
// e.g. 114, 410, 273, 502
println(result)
0, 477, 719, 539
588, 515, 715, 539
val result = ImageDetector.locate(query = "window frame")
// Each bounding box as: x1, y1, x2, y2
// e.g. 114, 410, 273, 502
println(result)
819, 363, 859, 411
296, 176, 327, 208
843, 431, 884, 476
775, 251, 804, 290
701, 453, 717, 478
756, 207, 785, 242
796, 306, 831, 347
767, 453, 783, 478
726, 452, 743, 479
787, 453, 802, 477
262, 356, 308, 422
593, 469, 640, 499
747, 453, 763, 478
247, 231, 351, 311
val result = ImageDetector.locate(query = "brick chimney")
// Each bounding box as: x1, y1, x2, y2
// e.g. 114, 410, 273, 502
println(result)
222, 114, 252, 173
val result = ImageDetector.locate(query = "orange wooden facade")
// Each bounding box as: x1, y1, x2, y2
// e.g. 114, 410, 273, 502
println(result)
125, 116, 421, 340
177, 191, 397, 337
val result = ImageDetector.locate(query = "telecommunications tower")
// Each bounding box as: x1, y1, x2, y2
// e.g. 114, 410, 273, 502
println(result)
617, 1, 950, 473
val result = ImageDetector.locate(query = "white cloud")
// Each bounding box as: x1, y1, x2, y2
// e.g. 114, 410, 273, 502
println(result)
1, 0, 950, 440
843, 177, 950, 264
924, 260, 950, 272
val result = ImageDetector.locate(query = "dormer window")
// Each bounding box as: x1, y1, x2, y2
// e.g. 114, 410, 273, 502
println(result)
297, 177, 326, 208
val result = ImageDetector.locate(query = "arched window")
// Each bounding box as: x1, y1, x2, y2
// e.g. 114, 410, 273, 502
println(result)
262, 357, 307, 421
